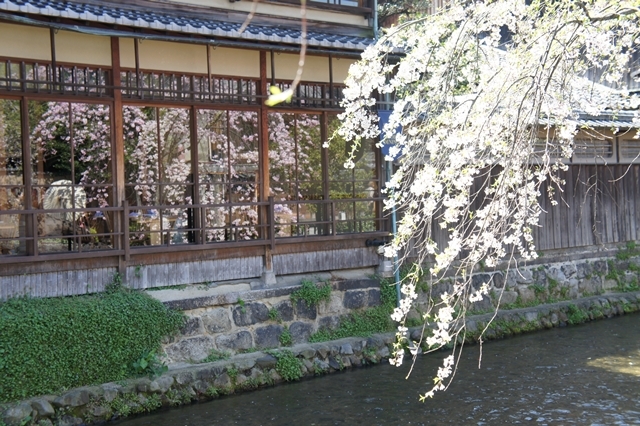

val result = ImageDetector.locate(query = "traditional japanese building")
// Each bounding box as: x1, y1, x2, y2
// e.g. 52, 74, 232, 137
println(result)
0, 0, 387, 298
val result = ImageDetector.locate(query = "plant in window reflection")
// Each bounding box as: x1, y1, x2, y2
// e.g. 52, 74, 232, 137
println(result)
31, 102, 113, 207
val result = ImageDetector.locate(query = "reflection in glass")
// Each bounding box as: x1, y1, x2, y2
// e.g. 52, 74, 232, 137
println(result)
269, 113, 325, 237
28, 101, 113, 252
0, 99, 25, 255
124, 106, 192, 246
328, 114, 378, 234
198, 109, 259, 242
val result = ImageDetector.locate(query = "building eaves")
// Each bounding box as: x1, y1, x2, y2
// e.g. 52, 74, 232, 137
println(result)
0, 0, 374, 51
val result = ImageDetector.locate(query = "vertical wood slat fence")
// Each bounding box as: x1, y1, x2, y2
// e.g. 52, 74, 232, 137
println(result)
402, 164, 640, 260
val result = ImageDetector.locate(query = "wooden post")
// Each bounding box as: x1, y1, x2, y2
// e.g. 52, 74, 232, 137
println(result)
259, 51, 276, 286
259, 51, 270, 236
111, 37, 126, 277
21, 97, 35, 256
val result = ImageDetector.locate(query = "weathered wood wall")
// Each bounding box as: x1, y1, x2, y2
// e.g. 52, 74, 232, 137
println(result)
410, 164, 640, 258
124, 256, 263, 290
0, 267, 116, 300
535, 164, 640, 250
273, 247, 380, 275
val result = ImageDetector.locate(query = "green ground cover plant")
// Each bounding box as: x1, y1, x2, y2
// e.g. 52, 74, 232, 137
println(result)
290, 279, 331, 307
309, 277, 398, 342
0, 282, 184, 402
266, 349, 303, 381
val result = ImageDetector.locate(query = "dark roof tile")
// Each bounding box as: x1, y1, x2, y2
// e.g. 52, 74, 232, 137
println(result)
0, 0, 373, 50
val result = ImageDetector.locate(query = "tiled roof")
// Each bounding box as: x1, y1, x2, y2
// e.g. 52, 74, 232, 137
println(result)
539, 111, 640, 129
0, 0, 374, 51
576, 111, 640, 129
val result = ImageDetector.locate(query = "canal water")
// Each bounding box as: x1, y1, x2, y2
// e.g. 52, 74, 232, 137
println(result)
121, 313, 640, 425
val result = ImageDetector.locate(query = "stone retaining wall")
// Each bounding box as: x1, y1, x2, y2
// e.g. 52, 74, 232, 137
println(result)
2, 292, 639, 426
408, 255, 640, 321
161, 278, 382, 363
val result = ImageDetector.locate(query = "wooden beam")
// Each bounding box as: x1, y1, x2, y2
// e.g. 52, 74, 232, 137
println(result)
111, 36, 126, 275
259, 50, 274, 274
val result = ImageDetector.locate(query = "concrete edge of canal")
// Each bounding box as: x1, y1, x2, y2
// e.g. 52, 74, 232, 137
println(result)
2, 291, 640, 426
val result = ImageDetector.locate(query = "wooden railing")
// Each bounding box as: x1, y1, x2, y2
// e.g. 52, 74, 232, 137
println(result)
0, 196, 385, 263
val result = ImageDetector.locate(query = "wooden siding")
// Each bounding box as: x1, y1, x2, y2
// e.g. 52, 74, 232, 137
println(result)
273, 247, 379, 275
534, 164, 640, 250
407, 164, 640, 259
0, 267, 116, 300
125, 256, 263, 290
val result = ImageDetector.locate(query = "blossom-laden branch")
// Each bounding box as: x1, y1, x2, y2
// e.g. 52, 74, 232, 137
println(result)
337, 0, 640, 399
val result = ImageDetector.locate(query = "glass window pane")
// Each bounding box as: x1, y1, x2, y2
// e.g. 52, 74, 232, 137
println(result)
124, 106, 192, 247
29, 101, 113, 253
0, 99, 25, 255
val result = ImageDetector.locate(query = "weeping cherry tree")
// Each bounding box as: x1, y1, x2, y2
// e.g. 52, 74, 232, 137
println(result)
334, 0, 640, 399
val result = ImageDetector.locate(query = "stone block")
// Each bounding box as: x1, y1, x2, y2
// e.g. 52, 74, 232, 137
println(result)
192, 380, 210, 395
202, 308, 232, 334
546, 266, 566, 283
377, 346, 390, 358
216, 331, 253, 351
233, 302, 269, 326
313, 359, 329, 373
492, 271, 505, 288
302, 359, 314, 371
315, 343, 330, 359
366, 335, 385, 349
255, 324, 284, 348
214, 373, 232, 389
517, 287, 536, 304
164, 336, 216, 363
235, 374, 248, 387
275, 300, 294, 322
343, 290, 367, 310
137, 378, 152, 392
173, 371, 195, 386
196, 366, 223, 381
317, 293, 344, 315
294, 299, 317, 320
561, 263, 577, 278
470, 295, 493, 312
290, 321, 314, 344
31, 398, 55, 417
57, 415, 83, 426
318, 315, 340, 331
532, 269, 548, 285
91, 406, 110, 418
524, 311, 538, 322
234, 354, 258, 371
340, 343, 353, 355
341, 356, 352, 368
576, 262, 593, 279
328, 356, 341, 370
269, 369, 282, 383
53, 389, 90, 407
515, 269, 533, 284
498, 290, 518, 306
603, 279, 618, 291
593, 260, 607, 275
101, 383, 122, 402
579, 277, 602, 295
367, 288, 381, 306
149, 376, 174, 393
256, 354, 277, 369
3, 403, 33, 426
472, 273, 492, 290
180, 316, 203, 336
296, 345, 316, 359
